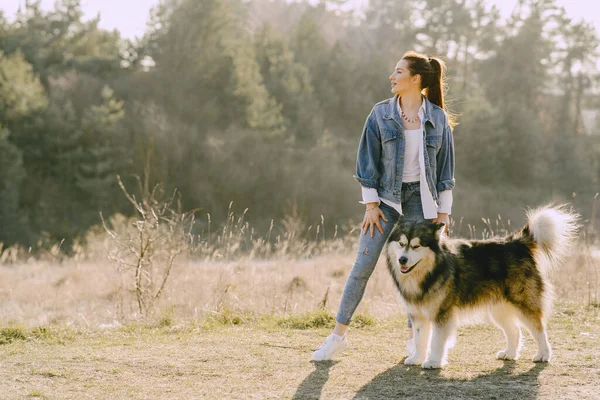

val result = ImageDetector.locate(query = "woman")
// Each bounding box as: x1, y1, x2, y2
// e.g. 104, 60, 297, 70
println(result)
312, 51, 456, 361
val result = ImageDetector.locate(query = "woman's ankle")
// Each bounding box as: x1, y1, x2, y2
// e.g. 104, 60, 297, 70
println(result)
333, 322, 348, 337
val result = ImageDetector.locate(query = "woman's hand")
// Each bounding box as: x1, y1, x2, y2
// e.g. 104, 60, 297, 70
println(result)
361, 203, 388, 237
432, 213, 450, 235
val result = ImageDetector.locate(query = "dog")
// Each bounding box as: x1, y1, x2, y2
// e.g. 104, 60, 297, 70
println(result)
385, 205, 579, 369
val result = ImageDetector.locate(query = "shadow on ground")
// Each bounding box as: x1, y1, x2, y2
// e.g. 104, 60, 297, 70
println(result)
292, 361, 338, 400
293, 359, 547, 400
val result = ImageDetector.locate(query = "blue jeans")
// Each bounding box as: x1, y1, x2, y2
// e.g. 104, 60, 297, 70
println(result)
336, 182, 426, 326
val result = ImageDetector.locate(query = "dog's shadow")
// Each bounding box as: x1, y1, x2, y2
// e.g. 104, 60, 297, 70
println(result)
292, 359, 546, 400
352, 358, 547, 400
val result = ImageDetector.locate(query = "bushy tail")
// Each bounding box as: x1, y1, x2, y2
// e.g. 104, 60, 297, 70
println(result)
526, 204, 580, 272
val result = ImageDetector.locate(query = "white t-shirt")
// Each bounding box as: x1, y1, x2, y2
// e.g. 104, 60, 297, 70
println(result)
402, 128, 421, 182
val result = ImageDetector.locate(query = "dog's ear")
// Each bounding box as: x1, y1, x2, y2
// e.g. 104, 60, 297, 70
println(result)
388, 223, 401, 242
433, 222, 446, 240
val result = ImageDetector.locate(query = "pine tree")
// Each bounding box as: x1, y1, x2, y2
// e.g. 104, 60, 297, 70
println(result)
0, 50, 47, 121
3, 0, 122, 83
75, 85, 127, 211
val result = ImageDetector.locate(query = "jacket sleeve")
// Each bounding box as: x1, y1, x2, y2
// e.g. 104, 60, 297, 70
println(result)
436, 120, 455, 192
359, 186, 381, 205
353, 109, 382, 189
437, 189, 453, 214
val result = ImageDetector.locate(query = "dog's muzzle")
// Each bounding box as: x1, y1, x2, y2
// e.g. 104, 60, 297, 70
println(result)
399, 259, 420, 274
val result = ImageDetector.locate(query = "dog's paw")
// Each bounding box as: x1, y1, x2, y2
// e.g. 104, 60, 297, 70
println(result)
496, 350, 518, 360
404, 355, 425, 366
533, 351, 551, 363
421, 359, 444, 369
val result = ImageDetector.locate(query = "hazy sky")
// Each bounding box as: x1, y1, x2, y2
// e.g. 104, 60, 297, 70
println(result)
1, 0, 152, 39
1, 0, 599, 40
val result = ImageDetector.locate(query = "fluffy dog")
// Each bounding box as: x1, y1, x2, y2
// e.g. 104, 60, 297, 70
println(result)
385, 205, 579, 369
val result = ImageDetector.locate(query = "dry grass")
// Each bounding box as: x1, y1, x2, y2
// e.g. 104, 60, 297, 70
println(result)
0, 252, 400, 328
0, 241, 598, 328
0, 231, 600, 327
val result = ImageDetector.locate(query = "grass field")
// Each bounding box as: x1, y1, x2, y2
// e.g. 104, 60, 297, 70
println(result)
0, 300, 599, 399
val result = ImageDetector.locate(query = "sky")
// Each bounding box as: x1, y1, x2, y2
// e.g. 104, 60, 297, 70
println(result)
1, 0, 600, 40
1, 0, 153, 40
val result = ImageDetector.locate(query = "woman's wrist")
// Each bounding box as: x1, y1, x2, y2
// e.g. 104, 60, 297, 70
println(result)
365, 202, 379, 211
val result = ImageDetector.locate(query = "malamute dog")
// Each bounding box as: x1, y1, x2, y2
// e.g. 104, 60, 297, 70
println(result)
385, 205, 579, 369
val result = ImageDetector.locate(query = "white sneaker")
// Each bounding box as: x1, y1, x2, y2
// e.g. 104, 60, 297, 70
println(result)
406, 338, 415, 356
311, 334, 348, 361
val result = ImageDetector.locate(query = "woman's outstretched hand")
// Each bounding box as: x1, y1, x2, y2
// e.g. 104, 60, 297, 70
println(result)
361, 204, 388, 237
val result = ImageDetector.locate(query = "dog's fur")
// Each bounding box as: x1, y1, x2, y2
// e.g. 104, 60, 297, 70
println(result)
385, 205, 579, 369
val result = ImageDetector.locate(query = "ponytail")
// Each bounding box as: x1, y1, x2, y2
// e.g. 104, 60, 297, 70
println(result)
427, 57, 444, 110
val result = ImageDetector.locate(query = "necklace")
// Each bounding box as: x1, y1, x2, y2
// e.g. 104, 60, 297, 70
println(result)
401, 110, 419, 124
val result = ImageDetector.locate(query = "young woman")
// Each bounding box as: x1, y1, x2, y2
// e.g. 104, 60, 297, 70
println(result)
312, 51, 456, 361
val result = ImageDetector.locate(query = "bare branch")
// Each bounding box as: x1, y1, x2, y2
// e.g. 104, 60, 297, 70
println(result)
117, 175, 146, 216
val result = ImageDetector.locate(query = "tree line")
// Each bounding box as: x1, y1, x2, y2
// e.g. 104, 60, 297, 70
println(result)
0, 0, 598, 249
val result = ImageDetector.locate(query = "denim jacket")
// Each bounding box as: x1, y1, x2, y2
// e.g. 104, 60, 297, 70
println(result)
353, 94, 455, 206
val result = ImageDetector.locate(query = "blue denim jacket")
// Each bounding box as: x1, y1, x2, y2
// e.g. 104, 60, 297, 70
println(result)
353, 94, 455, 205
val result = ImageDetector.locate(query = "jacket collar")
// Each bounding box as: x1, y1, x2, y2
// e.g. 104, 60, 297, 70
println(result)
384, 94, 436, 129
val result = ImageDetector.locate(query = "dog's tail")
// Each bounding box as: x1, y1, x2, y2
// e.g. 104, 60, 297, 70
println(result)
525, 204, 580, 272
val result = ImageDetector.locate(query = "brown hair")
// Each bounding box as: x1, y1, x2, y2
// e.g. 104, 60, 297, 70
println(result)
401, 51, 457, 128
